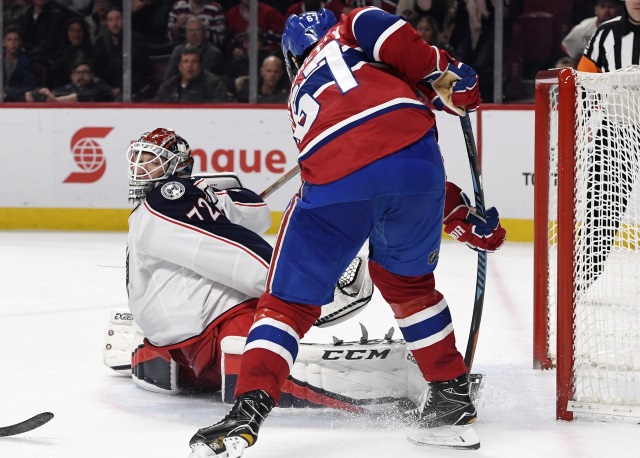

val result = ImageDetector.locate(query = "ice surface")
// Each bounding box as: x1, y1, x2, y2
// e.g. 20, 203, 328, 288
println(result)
0, 232, 637, 457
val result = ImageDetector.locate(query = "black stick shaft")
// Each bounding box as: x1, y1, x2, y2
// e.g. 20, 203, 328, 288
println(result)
459, 114, 487, 370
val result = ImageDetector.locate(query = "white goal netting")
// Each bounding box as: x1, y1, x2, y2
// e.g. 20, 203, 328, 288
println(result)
544, 66, 640, 418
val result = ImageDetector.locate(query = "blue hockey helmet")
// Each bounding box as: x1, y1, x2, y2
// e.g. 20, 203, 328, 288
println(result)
282, 8, 338, 81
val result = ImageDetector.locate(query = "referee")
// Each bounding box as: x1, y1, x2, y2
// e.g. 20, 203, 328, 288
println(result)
575, 0, 640, 289
578, 0, 640, 72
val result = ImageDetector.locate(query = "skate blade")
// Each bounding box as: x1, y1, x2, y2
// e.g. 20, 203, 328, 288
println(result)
188, 442, 228, 458
407, 425, 480, 450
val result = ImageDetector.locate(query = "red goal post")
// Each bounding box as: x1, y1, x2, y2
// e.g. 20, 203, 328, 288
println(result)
534, 66, 640, 422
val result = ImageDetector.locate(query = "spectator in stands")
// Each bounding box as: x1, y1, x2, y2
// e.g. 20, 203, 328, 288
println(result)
25, 59, 114, 102
16, 0, 67, 70
396, 0, 449, 25
58, 0, 93, 16
413, 14, 459, 59
155, 48, 229, 103
92, 6, 151, 99
342, 0, 396, 15
562, 0, 620, 64
2, 25, 37, 102
165, 17, 224, 80
85, 0, 111, 43
227, 29, 269, 83
3, 0, 30, 27
133, 0, 172, 51
226, 0, 284, 55
257, 54, 288, 103
167, 0, 227, 49
50, 17, 93, 88
454, 0, 512, 102
284, 0, 344, 20
233, 54, 288, 103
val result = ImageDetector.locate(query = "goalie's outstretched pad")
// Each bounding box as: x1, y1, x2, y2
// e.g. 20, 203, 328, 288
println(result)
314, 256, 374, 328
103, 309, 144, 375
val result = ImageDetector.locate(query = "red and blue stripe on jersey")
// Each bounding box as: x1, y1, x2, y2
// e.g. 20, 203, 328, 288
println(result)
288, 7, 440, 184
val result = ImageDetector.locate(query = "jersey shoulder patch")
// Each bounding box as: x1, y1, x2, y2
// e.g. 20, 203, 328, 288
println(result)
145, 176, 206, 211
159, 181, 186, 200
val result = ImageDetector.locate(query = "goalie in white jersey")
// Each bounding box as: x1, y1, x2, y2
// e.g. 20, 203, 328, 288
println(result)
119, 127, 374, 396
125, 127, 273, 392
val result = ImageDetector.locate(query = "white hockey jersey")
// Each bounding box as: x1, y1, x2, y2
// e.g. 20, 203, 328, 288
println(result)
126, 176, 272, 347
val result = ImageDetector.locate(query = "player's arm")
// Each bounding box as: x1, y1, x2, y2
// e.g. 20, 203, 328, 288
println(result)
193, 173, 271, 234
577, 27, 603, 73
342, 7, 480, 114
443, 181, 506, 252
577, 55, 601, 73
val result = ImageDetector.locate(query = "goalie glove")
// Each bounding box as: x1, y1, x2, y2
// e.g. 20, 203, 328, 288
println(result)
443, 181, 506, 253
314, 256, 374, 328
420, 48, 481, 116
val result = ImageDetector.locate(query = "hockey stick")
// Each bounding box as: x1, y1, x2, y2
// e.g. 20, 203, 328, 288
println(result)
459, 114, 487, 370
259, 165, 300, 199
0, 412, 54, 437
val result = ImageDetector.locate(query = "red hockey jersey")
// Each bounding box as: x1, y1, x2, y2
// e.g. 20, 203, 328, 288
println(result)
288, 7, 439, 184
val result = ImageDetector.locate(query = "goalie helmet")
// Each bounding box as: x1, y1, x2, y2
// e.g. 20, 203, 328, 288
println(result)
281, 8, 337, 81
127, 127, 194, 203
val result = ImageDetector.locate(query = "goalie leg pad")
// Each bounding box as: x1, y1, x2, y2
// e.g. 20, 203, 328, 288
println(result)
103, 309, 144, 375
132, 343, 180, 394
222, 335, 409, 412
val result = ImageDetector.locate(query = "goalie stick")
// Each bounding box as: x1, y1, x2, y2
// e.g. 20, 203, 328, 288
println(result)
0, 412, 54, 437
259, 165, 300, 199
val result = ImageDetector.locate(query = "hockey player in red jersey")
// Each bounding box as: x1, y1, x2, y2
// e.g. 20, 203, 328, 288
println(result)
189, 7, 505, 456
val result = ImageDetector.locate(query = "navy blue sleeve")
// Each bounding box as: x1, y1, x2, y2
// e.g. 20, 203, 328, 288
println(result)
145, 177, 272, 264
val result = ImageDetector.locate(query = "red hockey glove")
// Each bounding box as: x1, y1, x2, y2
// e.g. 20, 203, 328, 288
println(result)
443, 182, 506, 253
421, 48, 481, 116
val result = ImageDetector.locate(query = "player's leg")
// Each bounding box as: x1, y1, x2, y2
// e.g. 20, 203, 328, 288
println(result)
365, 131, 474, 428
190, 196, 375, 456
174, 301, 258, 392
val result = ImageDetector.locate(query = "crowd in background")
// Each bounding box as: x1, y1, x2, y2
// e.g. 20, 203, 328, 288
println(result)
1, 0, 618, 104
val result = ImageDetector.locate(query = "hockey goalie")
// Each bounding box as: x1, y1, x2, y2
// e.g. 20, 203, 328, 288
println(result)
110, 127, 376, 402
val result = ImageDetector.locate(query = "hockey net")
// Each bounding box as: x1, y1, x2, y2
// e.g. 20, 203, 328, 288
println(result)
534, 66, 640, 422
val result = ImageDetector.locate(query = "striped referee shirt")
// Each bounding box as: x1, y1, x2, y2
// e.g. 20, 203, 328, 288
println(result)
578, 14, 640, 72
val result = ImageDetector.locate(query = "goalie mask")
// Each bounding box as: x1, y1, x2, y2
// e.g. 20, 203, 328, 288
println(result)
281, 8, 337, 81
127, 128, 194, 203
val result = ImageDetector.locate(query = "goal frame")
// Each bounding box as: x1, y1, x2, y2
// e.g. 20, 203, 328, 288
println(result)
533, 67, 576, 421
534, 67, 640, 423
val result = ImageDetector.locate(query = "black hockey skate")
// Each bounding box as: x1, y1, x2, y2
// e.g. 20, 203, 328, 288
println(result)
406, 374, 477, 428
189, 390, 274, 457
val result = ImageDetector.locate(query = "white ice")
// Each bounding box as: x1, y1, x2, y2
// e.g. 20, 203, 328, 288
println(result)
0, 232, 637, 458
